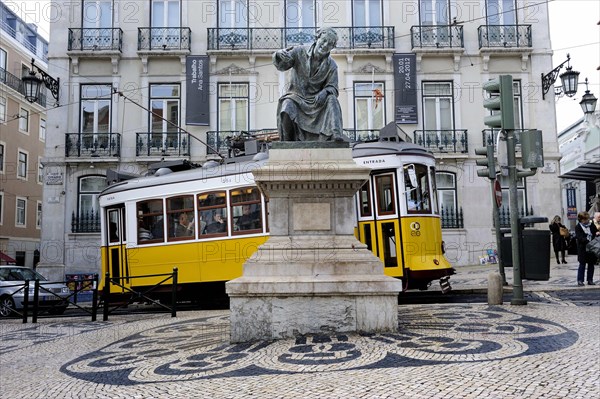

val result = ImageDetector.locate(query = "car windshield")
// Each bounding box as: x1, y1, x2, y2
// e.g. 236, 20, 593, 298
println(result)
0, 268, 47, 281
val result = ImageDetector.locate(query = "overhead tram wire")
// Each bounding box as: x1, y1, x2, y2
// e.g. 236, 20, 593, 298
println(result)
111, 88, 225, 161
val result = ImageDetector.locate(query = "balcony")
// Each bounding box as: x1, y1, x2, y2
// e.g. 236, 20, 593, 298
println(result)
68, 28, 123, 51
440, 206, 464, 229
0, 67, 46, 107
478, 25, 532, 48
65, 133, 121, 158
414, 130, 468, 153
138, 27, 191, 51
411, 25, 464, 49
136, 131, 190, 157
207, 26, 395, 51
343, 129, 381, 142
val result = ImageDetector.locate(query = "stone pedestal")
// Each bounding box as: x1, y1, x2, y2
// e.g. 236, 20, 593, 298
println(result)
226, 143, 402, 342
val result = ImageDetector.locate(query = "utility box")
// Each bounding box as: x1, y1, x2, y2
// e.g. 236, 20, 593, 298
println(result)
499, 216, 550, 280
521, 130, 544, 169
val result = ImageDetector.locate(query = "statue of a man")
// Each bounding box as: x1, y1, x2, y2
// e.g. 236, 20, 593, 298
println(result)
273, 27, 344, 142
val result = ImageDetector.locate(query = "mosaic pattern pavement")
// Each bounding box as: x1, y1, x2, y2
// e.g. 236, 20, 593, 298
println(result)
51, 305, 578, 386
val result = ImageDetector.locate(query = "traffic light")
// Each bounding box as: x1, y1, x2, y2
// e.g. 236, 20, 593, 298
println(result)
475, 145, 496, 179
483, 75, 515, 131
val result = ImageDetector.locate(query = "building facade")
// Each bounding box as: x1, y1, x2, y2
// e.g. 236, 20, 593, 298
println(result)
0, 1, 49, 267
39, 0, 562, 280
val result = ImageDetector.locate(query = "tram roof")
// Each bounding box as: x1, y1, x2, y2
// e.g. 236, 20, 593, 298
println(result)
100, 157, 267, 197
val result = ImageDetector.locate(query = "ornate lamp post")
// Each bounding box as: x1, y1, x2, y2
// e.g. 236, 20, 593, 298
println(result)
21, 58, 60, 105
541, 54, 580, 100
579, 78, 598, 115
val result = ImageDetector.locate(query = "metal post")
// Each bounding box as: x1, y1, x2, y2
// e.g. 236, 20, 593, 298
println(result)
506, 129, 527, 305
32, 279, 40, 323
91, 274, 98, 322
491, 181, 507, 285
103, 272, 110, 321
22, 280, 29, 324
171, 267, 178, 318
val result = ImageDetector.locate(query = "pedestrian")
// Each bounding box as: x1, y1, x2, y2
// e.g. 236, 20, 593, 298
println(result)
549, 215, 568, 264
575, 211, 599, 286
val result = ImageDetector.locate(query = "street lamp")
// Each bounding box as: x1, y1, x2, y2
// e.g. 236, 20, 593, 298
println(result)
579, 78, 598, 115
541, 54, 580, 100
21, 58, 60, 105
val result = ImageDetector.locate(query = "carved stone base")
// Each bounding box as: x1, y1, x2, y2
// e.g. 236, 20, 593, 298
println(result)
226, 144, 402, 342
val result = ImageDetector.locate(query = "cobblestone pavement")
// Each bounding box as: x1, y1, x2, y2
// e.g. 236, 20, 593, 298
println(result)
1, 300, 599, 399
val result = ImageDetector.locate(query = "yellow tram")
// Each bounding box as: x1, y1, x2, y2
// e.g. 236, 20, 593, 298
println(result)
99, 140, 453, 301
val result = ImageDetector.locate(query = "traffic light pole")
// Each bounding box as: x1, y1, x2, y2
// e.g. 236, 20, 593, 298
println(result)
491, 180, 507, 285
506, 129, 526, 305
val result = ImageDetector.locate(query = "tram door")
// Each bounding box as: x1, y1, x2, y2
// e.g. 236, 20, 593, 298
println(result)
105, 206, 129, 293
372, 173, 403, 276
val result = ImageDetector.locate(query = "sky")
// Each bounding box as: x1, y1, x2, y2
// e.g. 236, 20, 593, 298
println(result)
11, 0, 600, 132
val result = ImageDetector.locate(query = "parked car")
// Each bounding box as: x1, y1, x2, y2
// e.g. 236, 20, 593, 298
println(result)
0, 266, 70, 317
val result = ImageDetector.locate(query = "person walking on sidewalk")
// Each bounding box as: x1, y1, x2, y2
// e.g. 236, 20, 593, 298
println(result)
549, 215, 568, 264
575, 211, 599, 286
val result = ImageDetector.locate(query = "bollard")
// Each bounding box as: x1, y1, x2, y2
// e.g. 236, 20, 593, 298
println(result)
488, 272, 503, 305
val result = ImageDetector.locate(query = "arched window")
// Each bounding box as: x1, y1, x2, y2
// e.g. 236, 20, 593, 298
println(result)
75, 175, 106, 232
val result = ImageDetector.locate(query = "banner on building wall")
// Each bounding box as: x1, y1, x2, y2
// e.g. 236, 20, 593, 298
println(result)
566, 188, 577, 220
186, 55, 210, 126
392, 53, 418, 124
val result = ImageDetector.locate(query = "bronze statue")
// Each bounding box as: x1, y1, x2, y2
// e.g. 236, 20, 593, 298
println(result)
273, 27, 344, 142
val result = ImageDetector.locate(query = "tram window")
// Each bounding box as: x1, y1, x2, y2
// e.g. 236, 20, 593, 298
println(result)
359, 182, 372, 217
137, 199, 164, 244
231, 186, 262, 234
404, 164, 431, 214
167, 195, 195, 241
107, 209, 120, 243
197, 191, 228, 236
375, 174, 396, 215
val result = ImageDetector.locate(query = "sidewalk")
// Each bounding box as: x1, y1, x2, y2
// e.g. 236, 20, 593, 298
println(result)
434, 253, 598, 293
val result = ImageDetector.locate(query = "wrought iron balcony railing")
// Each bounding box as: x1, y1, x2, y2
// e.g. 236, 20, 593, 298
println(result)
72, 210, 100, 233
0, 67, 46, 107
478, 25, 532, 48
68, 28, 123, 51
207, 26, 395, 50
497, 205, 534, 228
482, 129, 523, 150
413, 129, 468, 153
440, 206, 464, 229
138, 27, 191, 51
136, 131, 190, 157
65, 133, 121, 158
411, 25, 464, 48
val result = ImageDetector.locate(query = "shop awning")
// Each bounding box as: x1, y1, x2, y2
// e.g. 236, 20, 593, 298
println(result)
0, 251, 16, 264
559, 161, 600, 181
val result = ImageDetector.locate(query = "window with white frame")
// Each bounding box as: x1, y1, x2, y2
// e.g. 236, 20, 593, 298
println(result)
485, 0, 517, 45
17, 150, 28, 179
219, 0, 248, 29
82, 0, 114, 49
37, 157, 43, 184
36, 201, 42, 229
354, 82, 385, 141
150, 83, 180, 150
0, 48, 6, 82
419, 0, 451, 45
353, 0, 382, 27
421, 81, 454, 148
435, 171, 463, 227
19, 108, 29, 132
16, 197, 26, 226
78, 176, 107, 227
39, 118, 46, 141
0, 97, 6, 122
499, 174, 527, 216
285, 0, 315, 28
218, 83, 248, 133
0, 142, 4, 173
151, 0, 181, 48
0, 191, 3, 225
80, 84, 112, 152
